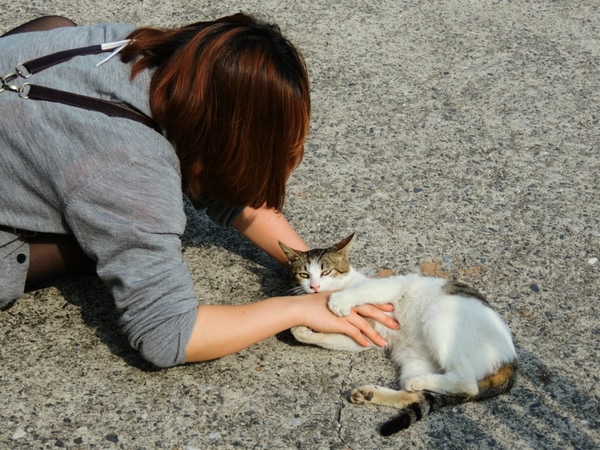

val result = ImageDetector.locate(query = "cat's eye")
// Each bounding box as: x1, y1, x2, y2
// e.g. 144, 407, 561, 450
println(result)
321, 270, 332, 276
298, 273, 310, 279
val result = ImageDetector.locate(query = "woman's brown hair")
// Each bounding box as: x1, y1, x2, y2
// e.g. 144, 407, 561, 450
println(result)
121, 13, 310, 212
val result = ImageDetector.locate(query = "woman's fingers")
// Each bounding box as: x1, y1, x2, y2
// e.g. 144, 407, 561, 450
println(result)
352, 303, 400, 330
345, 313, 385, 347
373, 303, 395, 312
341, 304, 400, 348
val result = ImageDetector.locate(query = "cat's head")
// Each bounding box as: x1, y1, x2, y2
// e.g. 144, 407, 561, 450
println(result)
278, 233, 356, 294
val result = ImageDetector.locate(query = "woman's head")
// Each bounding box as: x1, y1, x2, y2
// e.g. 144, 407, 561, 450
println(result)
122, 13, 311, 211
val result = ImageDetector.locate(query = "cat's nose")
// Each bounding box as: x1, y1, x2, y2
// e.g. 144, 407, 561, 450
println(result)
311, 285, 320, 292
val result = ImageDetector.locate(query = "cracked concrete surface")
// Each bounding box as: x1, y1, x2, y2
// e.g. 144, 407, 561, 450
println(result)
1, 0, 599, 449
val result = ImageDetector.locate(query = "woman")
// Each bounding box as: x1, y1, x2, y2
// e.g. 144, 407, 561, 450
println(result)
0, 14, 398, 367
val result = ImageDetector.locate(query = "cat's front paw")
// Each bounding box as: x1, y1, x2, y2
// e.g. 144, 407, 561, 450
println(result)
291, 326, 314, 344
327, 292, 354, 317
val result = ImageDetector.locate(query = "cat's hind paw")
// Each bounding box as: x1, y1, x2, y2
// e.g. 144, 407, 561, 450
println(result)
291, 326, 315, 344
327, 292, 354, 317
350, 386, 376, 404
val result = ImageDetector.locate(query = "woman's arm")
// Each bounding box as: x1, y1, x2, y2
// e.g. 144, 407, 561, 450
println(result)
185, 292, 398, 362
231, 206, 308, 264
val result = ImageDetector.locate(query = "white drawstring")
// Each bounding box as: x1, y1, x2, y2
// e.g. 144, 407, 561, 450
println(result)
96, 39, 132, 67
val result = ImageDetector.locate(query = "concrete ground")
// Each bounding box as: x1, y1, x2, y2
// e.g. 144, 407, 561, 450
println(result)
1, 0, 599, 448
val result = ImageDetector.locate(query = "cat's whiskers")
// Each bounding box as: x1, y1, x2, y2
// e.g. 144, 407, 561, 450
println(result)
286, 286, 307, 296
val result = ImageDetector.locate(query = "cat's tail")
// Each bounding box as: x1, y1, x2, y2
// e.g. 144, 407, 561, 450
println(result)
379, 361, 518, 436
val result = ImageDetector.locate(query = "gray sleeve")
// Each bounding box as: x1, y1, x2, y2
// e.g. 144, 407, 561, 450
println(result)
192, 197, 245, 228
64, 157, 198, 368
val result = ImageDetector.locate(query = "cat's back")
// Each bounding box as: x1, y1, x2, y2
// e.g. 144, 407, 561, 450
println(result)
398, 275, 487, 307
413, 276, 500, 319
392, 273, 448, 305
393, 275, 504, 325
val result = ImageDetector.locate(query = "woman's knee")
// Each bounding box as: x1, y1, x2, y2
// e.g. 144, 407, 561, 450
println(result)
2, 16, 77, 37
26, 234, 94, 289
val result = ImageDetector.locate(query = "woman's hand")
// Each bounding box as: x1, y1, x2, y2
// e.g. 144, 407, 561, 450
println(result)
297, 292, 400, 347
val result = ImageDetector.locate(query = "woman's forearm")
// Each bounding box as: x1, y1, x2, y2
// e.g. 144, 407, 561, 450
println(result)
185, 296, 303, 362
231, 206, 308, 264
182, 208, 309, 362
184, 292, 399, 363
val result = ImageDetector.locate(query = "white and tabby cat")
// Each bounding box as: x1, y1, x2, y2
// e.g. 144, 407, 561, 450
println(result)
279, 233, 518, 436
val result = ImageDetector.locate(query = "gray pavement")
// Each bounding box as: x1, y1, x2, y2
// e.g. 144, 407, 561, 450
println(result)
1, 0, 599, 449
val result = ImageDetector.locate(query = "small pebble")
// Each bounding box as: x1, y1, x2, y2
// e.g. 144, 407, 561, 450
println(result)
530, 284, 540, 293
12, 428, 26, 440
377, 268, 394, 278
589, 257, 598, 265
288, 417, 301, 426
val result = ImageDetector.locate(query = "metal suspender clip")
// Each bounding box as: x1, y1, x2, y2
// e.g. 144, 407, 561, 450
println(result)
15, 63, 32, 78
0, 70, 31, 97
0, 72, 18, 93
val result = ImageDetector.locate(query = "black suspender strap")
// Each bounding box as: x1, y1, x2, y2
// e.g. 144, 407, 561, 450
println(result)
17, 45, 105, 75
25, 84, 161, 132
1, 43, 161, 133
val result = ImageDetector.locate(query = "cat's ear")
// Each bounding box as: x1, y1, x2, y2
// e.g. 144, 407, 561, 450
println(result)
333, 233, 356, 254
278, 241, 302, 262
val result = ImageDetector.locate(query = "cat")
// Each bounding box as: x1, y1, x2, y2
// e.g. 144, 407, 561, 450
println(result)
279, 233, 518, 436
